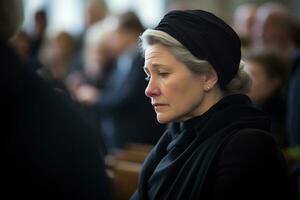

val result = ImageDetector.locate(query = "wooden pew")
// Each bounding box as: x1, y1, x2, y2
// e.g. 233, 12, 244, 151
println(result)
111, 161, 142, 200
105, 143, 153, 200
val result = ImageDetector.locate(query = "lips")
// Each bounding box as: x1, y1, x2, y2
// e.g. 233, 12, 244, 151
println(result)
152, 103, 167, 107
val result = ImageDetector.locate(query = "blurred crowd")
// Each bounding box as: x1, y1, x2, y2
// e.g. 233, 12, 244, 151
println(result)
11, 0, 167, 154
8, 0, 300, 198
233, 2, 300, 198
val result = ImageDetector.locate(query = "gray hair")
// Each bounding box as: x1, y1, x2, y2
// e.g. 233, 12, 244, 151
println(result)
0, 0, 24, 41
140, 29, 251, 95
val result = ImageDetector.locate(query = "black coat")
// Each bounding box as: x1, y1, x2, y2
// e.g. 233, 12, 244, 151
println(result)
1, 40, 111, 200
131, 94, 289, 200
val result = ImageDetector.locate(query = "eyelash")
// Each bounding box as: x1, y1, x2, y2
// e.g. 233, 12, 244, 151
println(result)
159, 72, 169, 77
144, 72, 169, 81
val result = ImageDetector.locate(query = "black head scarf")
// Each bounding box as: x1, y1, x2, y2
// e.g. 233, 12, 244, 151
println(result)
154, 10, 241, 89
131, 94, 270, 200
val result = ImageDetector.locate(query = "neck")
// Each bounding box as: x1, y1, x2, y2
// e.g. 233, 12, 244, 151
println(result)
201, 87, 223, 114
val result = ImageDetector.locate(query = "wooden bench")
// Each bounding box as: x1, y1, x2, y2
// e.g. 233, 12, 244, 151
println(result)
111, 161, 142, 200
105, 143, 153, 200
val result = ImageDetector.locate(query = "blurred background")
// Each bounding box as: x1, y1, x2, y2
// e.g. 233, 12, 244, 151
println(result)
22, 0, 300, 36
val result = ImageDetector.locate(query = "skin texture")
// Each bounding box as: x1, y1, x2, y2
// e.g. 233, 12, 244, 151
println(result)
143, 43, 220, 123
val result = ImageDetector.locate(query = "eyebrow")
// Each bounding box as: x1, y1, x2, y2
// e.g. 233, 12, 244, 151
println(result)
143, 63, 169, 70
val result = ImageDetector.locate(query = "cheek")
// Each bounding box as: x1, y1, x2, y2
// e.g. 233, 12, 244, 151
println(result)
161, 78, 186, 103
162, 77, 202, 108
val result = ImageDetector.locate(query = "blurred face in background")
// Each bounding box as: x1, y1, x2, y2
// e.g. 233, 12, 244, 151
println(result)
144, 43, 207, 123
49, 32, 74, 64
10, 31, 32, 59
257, 14, 287, 48
84, 37, 114, 79
110, 27, 137, 56
40, 32, 74, 80
252, 4, 293, 52
245, 61, 280, 103
233, 3, 257, 42
85, 2, 106, 28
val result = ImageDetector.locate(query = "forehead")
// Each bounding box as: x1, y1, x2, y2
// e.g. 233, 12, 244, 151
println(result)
144, 43, 177, 63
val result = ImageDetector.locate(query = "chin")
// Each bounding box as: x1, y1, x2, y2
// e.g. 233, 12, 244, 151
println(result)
156, 114, 173, 124
156, 117, 168, 124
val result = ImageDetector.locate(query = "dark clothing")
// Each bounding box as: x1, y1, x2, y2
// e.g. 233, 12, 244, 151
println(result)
98, 48, 165, 149
255, 92, 288, 148
31, 36, 44, 61
37, 67, 70, 95
131, 94, 288, 200
1, 40, 111, 200
288, 49, 300, 199
288, 49, 300, 146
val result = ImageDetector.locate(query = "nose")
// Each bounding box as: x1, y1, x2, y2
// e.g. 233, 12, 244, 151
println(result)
145, 78, 160, 98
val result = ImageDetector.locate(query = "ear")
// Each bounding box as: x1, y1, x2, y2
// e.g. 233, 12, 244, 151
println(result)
203, 68, 218, 91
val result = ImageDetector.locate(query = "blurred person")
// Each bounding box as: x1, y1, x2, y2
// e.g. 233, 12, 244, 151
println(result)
10, 30, 32, 60
286, 21, 300, 199
10, 30, 42, 71
232, 3, 257, 49
72, 0, 109, 72
31, 9, 48, 62
98, 11, 165, 150
0, 1, 111, 199
252, 2, 300, 157
288, 23, 300, 153
38, 31, 75, 93
65, 18, 118, 155
85, 0, 108, 29
244, 49, 289, 147
73, 20, 117, 106
131, 10, 288, 200
83, 17, 117, 88
252, 2, 296, 58
166, 1, 192, 12
67, 17, 117, 106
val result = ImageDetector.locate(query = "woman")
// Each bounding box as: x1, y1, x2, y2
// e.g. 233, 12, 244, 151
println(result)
131, 10, 288, 200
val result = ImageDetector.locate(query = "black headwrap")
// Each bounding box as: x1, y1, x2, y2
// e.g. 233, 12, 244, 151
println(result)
154, 10, 241, 89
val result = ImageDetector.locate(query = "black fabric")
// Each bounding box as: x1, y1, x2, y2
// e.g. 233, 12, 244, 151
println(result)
0, 40, 111, 200
208, 128, 289, 199
154, 10, 241, 89
131, 94, 288, 199
255, 91, 288, 148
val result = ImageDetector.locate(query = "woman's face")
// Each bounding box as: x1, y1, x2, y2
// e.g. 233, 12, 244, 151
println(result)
144, 43, 207, 124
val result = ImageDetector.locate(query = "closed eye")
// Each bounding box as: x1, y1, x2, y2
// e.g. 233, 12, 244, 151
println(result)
159, 72, 169, 78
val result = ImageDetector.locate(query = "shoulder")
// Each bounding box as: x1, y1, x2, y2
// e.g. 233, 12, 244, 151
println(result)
223, 129, 279, 157
218, 129, 287, 170
210, 129, 289, 199
220, 129, 288, 185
